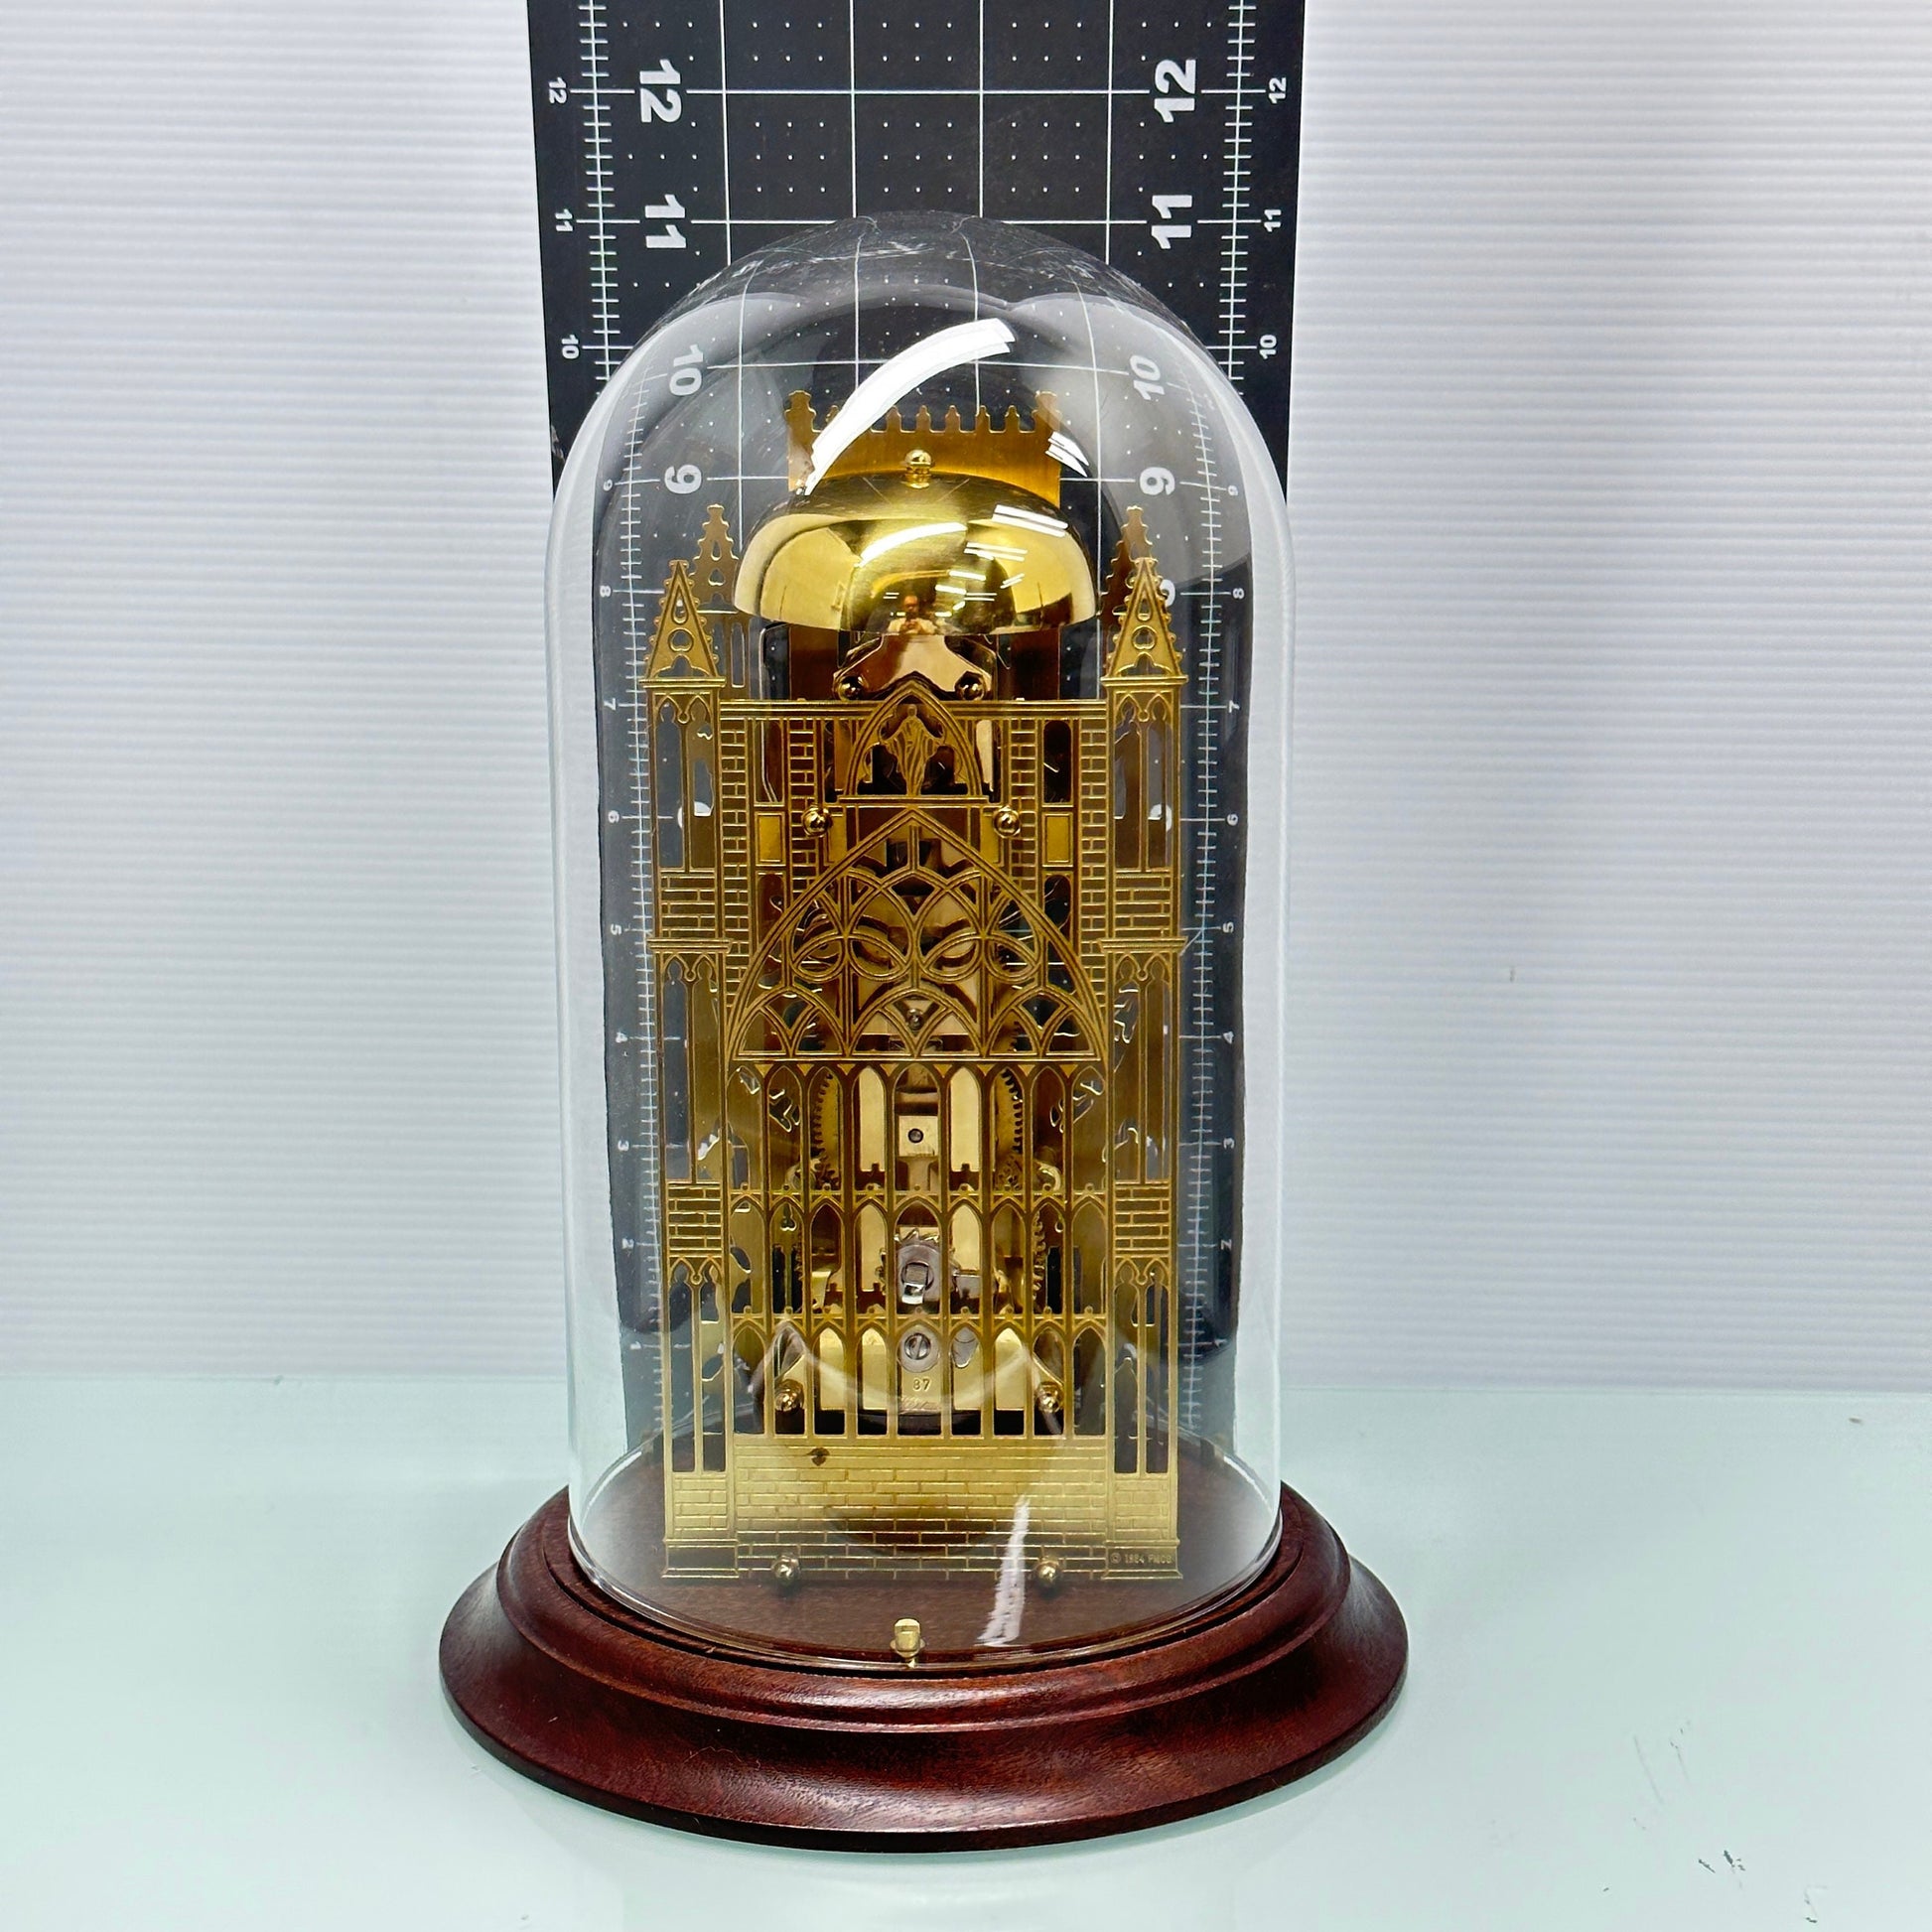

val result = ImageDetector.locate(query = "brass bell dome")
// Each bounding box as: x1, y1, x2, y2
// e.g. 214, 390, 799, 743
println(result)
733, 390, 1097, 641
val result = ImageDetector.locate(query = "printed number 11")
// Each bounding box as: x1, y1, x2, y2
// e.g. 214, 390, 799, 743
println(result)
645, 194, 687, 250
1151, 194, 1193, 248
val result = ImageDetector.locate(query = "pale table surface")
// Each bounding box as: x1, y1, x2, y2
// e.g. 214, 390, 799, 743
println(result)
1, 1380, 1925, 1930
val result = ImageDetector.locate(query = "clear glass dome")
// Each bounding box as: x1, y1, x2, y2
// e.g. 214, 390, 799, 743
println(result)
546, 214, 1292, 1663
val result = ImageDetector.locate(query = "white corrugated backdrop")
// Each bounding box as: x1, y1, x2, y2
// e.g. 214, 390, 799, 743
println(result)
2, 2, 1926, 1384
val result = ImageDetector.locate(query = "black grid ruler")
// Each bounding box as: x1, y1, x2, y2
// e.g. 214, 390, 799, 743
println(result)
526, 1, 1306, 480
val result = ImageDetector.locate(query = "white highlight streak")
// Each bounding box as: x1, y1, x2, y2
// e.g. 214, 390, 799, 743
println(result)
977, 1495, 1032, 1647
806, 319, 1016, 489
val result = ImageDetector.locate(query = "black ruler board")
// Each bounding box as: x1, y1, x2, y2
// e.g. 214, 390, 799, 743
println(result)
525, 1, 1306, 480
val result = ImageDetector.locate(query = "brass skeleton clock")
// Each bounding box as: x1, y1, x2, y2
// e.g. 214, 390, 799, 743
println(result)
444, 215, 1405, 1844
644, 395, 1185, 1581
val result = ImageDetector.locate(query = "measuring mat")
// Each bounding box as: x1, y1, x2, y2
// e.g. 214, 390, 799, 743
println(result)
526, 2, 1306, 474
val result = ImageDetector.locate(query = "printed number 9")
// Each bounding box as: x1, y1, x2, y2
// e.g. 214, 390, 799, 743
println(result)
664, 465, 703, 493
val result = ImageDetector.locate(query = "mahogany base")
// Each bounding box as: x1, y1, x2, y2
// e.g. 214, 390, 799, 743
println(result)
440, 1486, 1406, 1849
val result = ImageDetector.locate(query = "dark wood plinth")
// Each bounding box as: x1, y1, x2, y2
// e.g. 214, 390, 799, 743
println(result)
440, 1486, 1406, 1849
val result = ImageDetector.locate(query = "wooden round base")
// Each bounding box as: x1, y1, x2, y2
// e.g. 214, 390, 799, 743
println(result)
441, 1487, 1406, 1849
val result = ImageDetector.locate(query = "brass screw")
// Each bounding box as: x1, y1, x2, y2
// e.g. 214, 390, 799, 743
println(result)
1035, 1556, 1065, 1595
891, 1616, 924, 1666
770, 1554, 801, 1591
993, 804, 1021, 835
1035, 1390, 1063, 1437
903, 448, 934, 488
802, 804, 830, 834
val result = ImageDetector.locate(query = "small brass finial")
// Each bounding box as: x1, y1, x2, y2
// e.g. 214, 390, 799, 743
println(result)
891, 1616, 924, 1666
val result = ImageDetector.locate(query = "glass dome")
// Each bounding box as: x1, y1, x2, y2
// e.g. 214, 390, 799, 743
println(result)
545, 214, 1293, 1664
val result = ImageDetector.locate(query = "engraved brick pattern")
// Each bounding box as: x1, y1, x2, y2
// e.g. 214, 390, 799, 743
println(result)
661, 873, 717, 933
717, 721, 754, 1000
664, 1186, 723, 1257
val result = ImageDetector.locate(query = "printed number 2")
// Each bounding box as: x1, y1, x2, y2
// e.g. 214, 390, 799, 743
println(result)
639, 62, 682, 123
1152, 59, 1196, 122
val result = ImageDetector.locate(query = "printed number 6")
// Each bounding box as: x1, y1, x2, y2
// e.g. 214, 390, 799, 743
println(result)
1139, 467, 1177, 495
664, 465, 703, 493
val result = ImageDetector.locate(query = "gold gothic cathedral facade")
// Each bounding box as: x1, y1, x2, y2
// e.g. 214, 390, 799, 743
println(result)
640, 392, 1185, 1579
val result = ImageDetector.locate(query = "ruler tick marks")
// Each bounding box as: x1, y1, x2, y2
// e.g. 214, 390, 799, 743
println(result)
1215, 0, 1255, 377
